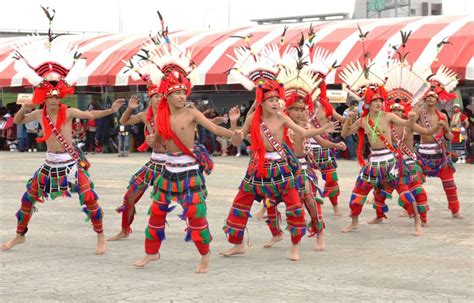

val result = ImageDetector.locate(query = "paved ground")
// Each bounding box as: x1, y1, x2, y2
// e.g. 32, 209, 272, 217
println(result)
0, 152, 473, 302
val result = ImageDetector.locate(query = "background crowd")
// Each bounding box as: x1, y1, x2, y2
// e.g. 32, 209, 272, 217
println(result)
1, 95, 473, 163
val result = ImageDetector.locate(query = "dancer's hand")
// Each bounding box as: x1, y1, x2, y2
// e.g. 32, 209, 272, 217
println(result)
128, 95, 140, 109
228, 106, 241, 122
231, 130, 243, 147
336, 142, 347, 150
145, 134, 155, 146
21, 102, 36, 110
112, 99, 126, 112
323, 121, 340, 133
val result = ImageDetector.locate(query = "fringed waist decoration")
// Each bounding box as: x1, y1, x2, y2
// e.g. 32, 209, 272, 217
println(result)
265, 151, 282, 160
151, 152, 168, 163
29, 161, 80, 201
127, 160, 164, 190
45, 152, 75, 166
417, 148, 454, 176
369, 148, 394, 162
240, 158, 298, 198
309, 146, 337, 170
152, 167, 207, 206
356, 155, 398, 188
418, 143, 441, 155
401, 159, 425, 185
298, 157, 307, 169
165, 153, 199, 173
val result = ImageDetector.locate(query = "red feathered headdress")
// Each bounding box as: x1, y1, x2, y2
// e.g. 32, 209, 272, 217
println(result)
12, 6, 86, 142
228, 44, 287, 176
424, 65, 459, 102
147, 83, 160, 98
250, 78, 286, 175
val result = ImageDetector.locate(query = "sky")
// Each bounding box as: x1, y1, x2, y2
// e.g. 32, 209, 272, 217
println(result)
0, 0, 472, 34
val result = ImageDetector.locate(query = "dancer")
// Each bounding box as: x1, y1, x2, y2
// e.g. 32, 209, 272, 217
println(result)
367, 57, 445, 227
338, 61, 423, 234
108, 87, 167, 241
1, 6, 123, 253
417, 89, 462, 218
128, 30, 241, 273
220, 44, 338, 261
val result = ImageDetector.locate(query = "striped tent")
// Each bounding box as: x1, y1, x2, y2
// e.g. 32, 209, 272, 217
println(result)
0, 15, 472, 89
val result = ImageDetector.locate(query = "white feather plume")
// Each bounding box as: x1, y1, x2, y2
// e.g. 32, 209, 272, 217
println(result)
227, 43, 283, 91
13, 58, 43, 86
278, 53, 321, 100
339, 61, 385, 100
384, 59, 430, 106
431, 65, 459, 92
64, 58, 86, 85
307, 47, 336, 78
13, 34, 86, 86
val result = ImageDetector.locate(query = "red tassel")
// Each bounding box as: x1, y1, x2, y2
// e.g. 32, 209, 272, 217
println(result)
156, 96, 172, 140
37, 104, 67, 143
250, 105, 265, 176
357, 127, 366, 167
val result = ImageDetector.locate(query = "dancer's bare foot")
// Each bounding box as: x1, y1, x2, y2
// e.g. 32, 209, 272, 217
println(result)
399, 210, 409, 217
289, 244, 300, 261
256, 207, 266, 220
332, 205, 342, 216
341, 217, 359, 233
1, 235, 25, 251
133, 253, 160, 268
107, 229, 129, 241
421, 221, 431, 227
368, 217, 384, 224
220, 243, 246, 257
263, 234, 283, 248
96, 233, 106, 255
414, 217, 423, 236
196, 253, 210, 274
315, 234, 326, 251
452, 212, 464, 219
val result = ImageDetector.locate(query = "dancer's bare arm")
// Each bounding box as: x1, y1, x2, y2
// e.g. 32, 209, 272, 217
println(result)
332, 111, 346, 123
240, 113, 252, 138
389, 111, 416, 127
341, 113, 361, 138
120, 96, 144, 125
70, 99, 124, 120
246, 101, 257, 118
412, 120, 445, 135
193, 108, 234, 138
440, 112, 454, 140
314, 135, 346, 150
283, 114, 338, 138
13, 104, 39, 124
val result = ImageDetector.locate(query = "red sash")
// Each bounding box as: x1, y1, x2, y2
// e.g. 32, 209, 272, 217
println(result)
45, 113, 90, 170
309, 113, 330, 140
367, 117, 398, 155
260, 121, 288, 159
391, 126, 416, 159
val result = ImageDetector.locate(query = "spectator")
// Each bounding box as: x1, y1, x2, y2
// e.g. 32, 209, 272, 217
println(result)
0, 107, 8, 150
3, 113, 17, 152
450, 104, 469, 163
215, 113, 232, 156
85, 103, 97, 154
117, 105, 131, 157
25, 112, 39, 152
342, 100, 359, 160
72, 118, 86, 151
197, 100, 219, 155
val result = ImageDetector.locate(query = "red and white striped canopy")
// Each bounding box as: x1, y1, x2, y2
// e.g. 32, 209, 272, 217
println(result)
0, 15, 473, 88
